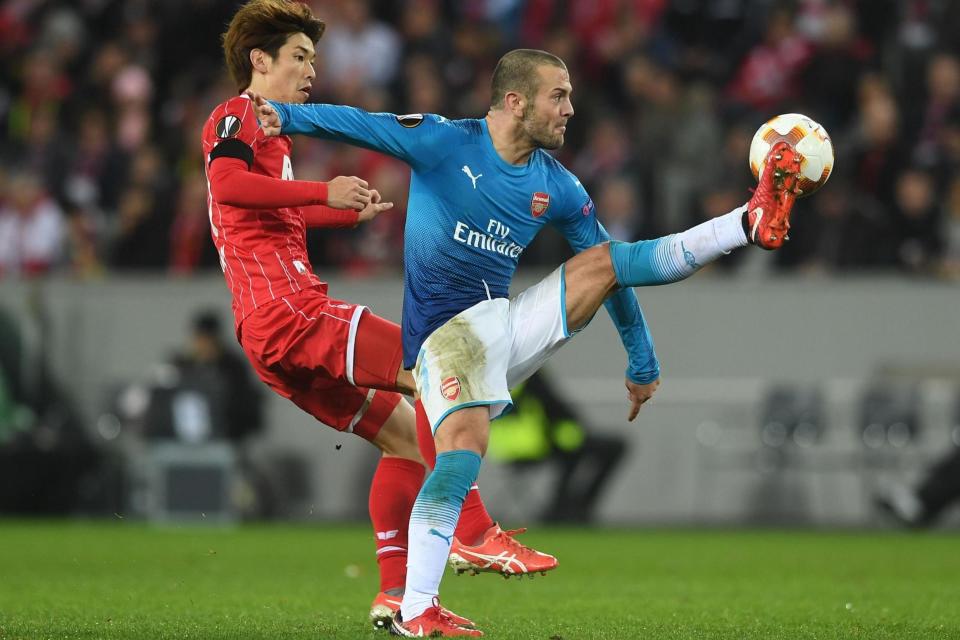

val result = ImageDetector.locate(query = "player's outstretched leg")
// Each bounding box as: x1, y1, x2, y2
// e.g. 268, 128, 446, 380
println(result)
414, 400, 559, 578
564, 142, 802, 331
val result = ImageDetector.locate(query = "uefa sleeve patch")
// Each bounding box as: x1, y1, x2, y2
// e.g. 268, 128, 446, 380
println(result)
581, 197, 595, 216
215, 115, 243, 139
395, 113, 424, 128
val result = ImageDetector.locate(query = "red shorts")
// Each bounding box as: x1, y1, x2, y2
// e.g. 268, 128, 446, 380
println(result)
239, 287, 404, 441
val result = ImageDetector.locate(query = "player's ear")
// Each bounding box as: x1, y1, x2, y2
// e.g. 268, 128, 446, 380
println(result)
250, 48, 270, 74
504, 91, 525, 118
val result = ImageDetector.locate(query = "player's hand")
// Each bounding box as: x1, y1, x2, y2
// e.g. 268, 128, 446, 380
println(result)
357, 189, 394, 223
327, 175, 372, 211
246, 90, 281, 136
625, 377, 660, 422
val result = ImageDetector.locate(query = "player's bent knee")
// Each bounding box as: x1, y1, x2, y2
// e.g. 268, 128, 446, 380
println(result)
566, 242, 616, 284
434, 406, 489, 456
371, 400, 422, 462
563, 243, 619, 331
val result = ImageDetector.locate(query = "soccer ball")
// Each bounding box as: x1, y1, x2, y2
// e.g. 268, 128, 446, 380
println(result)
749, 113, 834, 197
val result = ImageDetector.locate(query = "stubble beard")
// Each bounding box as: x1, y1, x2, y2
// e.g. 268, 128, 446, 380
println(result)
522, 107, 564, 151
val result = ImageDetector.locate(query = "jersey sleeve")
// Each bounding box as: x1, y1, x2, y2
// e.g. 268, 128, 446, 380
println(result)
551, 174, 660, 385
207, 97, 261, 169
272, 102, 451, 172
207, 157, 329, 208
301, 204, 359, 228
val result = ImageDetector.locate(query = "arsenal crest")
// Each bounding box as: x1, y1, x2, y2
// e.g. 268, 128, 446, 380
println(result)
531, 192, 550, 218
441, 376, 461, 401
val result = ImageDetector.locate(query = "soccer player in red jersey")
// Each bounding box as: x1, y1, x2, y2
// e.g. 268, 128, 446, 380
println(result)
203, 0, 556, 631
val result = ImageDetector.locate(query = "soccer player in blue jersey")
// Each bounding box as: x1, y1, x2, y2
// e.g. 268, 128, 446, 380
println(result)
254, 48, 799, 637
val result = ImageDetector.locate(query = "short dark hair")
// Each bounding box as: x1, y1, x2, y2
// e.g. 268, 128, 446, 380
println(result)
222, 0, 325, 93
490, 49, 567, 109
192, 310, 222, 338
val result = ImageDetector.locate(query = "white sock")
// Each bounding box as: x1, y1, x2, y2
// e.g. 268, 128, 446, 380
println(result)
655, 205, 749, 281
712, 204, 750, 252
401, 518, 454, 620
400, 450, 479, 621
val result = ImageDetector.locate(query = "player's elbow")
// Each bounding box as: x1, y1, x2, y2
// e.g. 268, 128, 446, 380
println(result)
207, 163, 245, 206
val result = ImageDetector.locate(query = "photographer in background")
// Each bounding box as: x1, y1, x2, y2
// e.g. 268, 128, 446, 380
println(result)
489, 368, 628, 524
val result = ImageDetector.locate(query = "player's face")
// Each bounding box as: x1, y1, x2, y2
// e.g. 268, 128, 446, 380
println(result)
263, 32, 316, 104
522, 65, 574, 150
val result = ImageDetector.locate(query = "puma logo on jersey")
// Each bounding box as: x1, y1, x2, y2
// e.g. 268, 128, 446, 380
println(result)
461, 165, 482, 189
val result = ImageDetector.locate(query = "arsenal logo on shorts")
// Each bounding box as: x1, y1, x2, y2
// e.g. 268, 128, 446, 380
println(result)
531, 192, 550, 218
441, 376, 461, 401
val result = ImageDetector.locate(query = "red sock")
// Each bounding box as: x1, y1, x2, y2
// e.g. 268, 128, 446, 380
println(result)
369, 456, 425, 592
457, 484, 495, 545
415, 399, 495, 545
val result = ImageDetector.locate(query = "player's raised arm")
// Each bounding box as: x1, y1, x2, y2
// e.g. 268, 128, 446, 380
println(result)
552, 181, 661, 406
205, 96, 370, 213
250, 91, 450, 172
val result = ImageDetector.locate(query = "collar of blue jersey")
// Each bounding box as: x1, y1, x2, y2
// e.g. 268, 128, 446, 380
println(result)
479, 118, 537, 176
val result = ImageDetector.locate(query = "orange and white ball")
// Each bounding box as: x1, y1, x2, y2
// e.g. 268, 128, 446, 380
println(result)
749, 113, 834, 197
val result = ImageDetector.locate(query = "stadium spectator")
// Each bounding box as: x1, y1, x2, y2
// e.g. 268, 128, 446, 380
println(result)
0, 0, 957, 277
322, 0, 401, 92
170, 311, 265, 443
594, 175, 646, 242
725, 7, 812, 115
798, 4, 873, 133
0, 172, 66, 277
890, 167, 944, 274
107, 145, 173, 269
913, 53, 960, 167
488, 369, 628, 524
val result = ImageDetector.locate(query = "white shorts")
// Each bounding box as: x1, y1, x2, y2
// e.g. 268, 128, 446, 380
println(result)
414, 266, 572, 432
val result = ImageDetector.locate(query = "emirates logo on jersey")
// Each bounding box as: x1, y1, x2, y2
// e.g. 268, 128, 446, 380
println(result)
531, 192, 550, 218
216, 115, 242, 139
441, 376, 461, 401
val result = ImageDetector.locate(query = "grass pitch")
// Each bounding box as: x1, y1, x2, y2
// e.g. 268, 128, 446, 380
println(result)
0, 521, 957, 639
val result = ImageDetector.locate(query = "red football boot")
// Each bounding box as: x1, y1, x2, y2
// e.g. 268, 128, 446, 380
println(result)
371, 592, 475, 631
389, 598, 482, 637
747, 141, 802, 250
448, 524, 558, 577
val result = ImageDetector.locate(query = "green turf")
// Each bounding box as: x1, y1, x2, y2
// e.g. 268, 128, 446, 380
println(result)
0, 521, 958, 639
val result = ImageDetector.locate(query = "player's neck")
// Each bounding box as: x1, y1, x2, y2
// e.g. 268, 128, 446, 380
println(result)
485, 113, 536, 166
244, 78, 283, 103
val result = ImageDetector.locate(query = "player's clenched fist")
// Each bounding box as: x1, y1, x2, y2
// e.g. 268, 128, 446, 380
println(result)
327, 175, 371, 210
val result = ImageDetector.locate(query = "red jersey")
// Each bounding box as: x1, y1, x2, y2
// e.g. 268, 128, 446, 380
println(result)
201, 94, 356, 334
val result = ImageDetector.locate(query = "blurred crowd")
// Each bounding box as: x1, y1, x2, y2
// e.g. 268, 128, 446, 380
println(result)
2, 0, 960, 279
